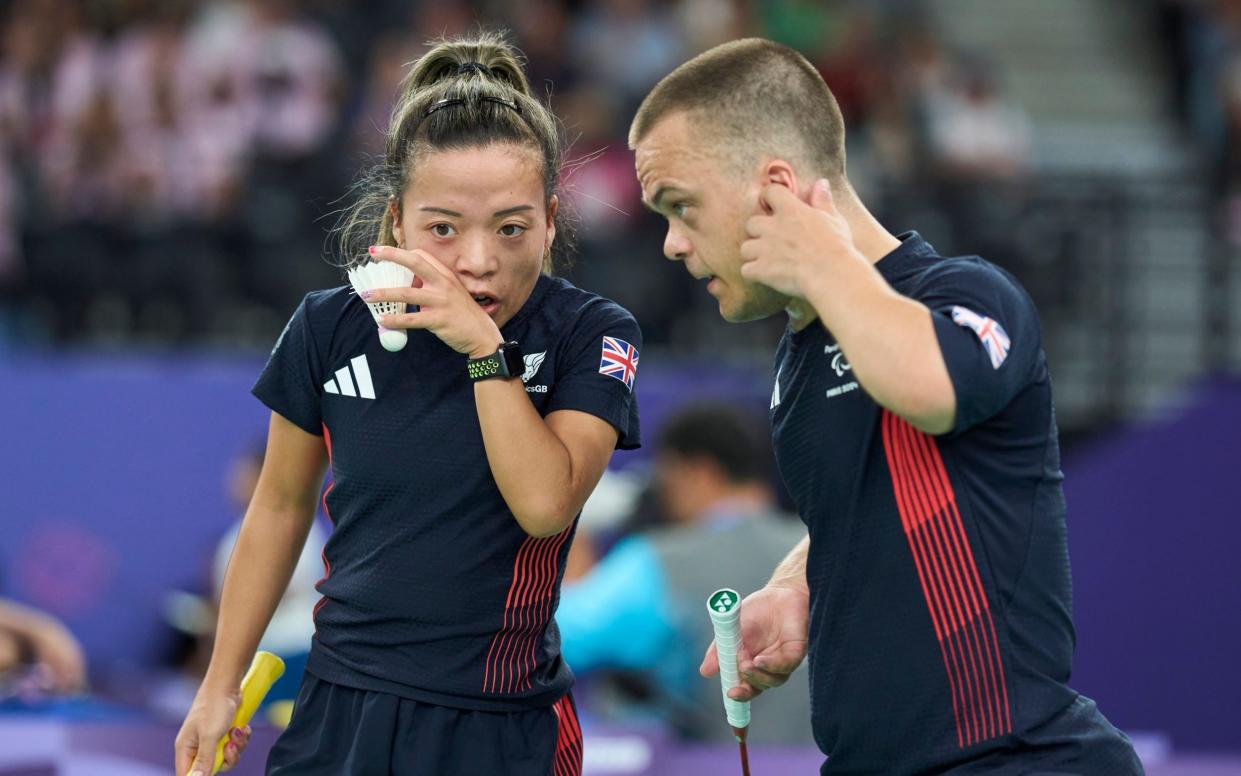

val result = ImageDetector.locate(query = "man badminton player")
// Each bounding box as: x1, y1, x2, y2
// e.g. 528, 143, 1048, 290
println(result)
631, 38, 1142, 774
174, 33, 640, 776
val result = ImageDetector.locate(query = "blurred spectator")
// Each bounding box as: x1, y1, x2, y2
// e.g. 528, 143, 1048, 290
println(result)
925, 59, 1031, 183
507, 0, 579, 95
0, 0, 1044, 359
758, 0, 840, 57
557, 404, 812, 744
0, 598, 87, 695
569, 0, 687, 112
241, 0, 344, 160
345, 31, 415, 159
923, 57, 1032, 271
676, 0, 752, 54
558, 87, 640, 241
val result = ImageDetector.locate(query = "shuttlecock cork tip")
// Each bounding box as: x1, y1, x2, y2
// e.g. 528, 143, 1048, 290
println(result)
379, 327, 407, 352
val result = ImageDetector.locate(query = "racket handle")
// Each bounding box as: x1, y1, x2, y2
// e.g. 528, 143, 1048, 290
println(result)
707, 588, 751, 731
211, 651, 285, 775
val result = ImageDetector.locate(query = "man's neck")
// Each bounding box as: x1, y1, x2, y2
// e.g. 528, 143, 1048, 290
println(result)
785, 186, 900, 332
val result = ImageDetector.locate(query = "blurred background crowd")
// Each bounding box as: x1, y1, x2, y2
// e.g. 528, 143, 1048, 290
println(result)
0, 0, 1235, 430
1, 1, 1239, 773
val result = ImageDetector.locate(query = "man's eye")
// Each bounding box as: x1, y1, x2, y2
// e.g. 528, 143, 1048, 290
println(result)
672, 202, 689, 218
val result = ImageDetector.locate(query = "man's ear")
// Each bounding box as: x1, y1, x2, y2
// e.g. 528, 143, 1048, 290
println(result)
757, 159, 800, 213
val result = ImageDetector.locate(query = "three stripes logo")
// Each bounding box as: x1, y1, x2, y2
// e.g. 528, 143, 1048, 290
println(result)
323, 355, 376, 399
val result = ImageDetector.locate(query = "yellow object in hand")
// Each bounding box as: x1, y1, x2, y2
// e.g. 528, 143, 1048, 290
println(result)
211, 651, 285, 775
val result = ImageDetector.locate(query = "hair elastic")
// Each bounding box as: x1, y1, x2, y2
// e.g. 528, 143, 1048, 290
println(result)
421, 95, 523, 119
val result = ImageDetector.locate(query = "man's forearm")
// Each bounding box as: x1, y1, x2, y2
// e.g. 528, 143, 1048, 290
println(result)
768, 536, 810, 593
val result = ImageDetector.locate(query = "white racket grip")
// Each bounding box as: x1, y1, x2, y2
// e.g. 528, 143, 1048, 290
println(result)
706, 588, 751, 730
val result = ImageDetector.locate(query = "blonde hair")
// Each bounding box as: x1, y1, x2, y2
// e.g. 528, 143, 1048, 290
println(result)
335, 32, 566, 272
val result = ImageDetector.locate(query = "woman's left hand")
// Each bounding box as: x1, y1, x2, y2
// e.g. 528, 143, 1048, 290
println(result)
364, 245, 503, 358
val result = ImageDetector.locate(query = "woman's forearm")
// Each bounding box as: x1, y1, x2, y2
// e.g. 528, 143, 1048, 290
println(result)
203, 501, 317, 690
473, 378, 577, 537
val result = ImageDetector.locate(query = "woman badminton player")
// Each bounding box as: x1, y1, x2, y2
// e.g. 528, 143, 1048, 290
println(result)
174, 32, 640, 776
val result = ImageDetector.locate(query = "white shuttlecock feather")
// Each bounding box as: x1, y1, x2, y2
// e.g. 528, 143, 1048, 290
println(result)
347, 260, 416, 352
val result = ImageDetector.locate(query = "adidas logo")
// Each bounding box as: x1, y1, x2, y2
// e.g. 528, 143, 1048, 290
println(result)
324, 354, 376, 399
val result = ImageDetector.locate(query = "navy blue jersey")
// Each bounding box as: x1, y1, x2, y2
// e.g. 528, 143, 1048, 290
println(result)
771, 233, 1139, 773
253, 273, 641, 712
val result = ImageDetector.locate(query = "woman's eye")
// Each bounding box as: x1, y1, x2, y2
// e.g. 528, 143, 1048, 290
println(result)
431, 223, 455, 237
499, 224, 527, 237
672, 202, 689, 218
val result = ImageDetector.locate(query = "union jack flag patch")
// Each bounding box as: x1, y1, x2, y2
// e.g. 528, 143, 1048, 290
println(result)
599, 336, 639, 391
951, 306, 1010, 369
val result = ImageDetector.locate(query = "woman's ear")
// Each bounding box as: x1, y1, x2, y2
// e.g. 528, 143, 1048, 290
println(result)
545, 194, 558, 250
389, 197, 403, 247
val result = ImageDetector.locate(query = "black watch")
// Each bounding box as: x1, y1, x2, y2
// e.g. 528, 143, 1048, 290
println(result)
467, 341, 524, 381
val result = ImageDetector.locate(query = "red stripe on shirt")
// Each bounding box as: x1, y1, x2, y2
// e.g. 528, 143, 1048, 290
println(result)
510, 529, 569, 693
484, 536, 538, 693
313, 424, 336, 633
485, 527, 571, 694
882, 411, 1013, 747
521, 528, 570, 691
901, 420, 995, 743
513, 531, 558, 690
883, 411, 968, 747
516, 533, 561, 692
909, 427, 1006, 741
896, 418, 992, 743
914, 429, 1013, 734
485, 520, 576, 695
497, 537, 541, 694
903, 418, 1003, 744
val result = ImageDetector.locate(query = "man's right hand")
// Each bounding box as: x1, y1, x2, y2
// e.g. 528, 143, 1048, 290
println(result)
700, 584, 809, 701
175, 685, 251, 775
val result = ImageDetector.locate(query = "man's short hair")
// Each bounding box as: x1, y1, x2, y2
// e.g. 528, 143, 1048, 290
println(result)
630, 38, 846, 181
657, 403, 772, 485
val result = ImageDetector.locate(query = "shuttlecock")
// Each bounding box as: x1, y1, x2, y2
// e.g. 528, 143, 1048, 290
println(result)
347, 260, 416, 352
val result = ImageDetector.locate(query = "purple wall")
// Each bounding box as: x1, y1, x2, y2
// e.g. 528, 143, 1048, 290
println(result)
1064, 378, 1241, 751
0, 355, 270, 668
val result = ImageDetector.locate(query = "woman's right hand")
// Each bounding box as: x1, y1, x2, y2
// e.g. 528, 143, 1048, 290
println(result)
175, 685, 252, 775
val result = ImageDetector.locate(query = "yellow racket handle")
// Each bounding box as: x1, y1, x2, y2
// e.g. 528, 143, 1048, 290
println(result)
211, 651, 285, 775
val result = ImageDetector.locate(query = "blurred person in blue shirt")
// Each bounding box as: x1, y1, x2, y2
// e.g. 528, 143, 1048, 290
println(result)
557, 403, 812, 744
